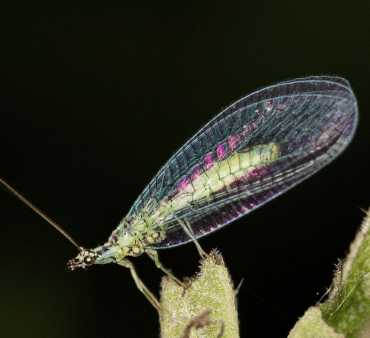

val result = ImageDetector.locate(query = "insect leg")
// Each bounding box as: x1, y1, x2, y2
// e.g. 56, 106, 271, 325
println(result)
176, 216, 208, 259
145, 249, 187, 288
118, 258, 161, 315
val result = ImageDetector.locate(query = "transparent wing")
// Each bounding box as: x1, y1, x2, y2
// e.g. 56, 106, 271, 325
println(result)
121, 76, 358, 249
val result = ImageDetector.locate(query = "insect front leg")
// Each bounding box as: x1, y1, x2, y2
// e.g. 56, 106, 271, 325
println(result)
145, 249, 187, 288
117, 258, 161, 316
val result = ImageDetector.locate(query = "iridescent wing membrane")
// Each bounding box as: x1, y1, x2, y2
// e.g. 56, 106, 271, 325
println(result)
122, 76, 358, 249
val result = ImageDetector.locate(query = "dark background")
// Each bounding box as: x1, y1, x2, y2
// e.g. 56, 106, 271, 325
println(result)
0, 2, 369, 337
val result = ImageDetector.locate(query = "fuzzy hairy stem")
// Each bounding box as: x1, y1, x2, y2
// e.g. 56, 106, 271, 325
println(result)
289, 207, 370, 338
160, 250, 239, 338
159, 208, 370, 337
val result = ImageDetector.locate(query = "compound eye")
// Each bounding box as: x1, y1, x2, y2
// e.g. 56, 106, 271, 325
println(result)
83, 256, 95, 266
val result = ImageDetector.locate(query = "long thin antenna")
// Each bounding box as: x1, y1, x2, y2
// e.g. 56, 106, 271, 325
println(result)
0, 177, 82, 251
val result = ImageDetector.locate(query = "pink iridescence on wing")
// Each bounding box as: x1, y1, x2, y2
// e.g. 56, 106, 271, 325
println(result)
191, 165, 201, 181
247, 166, 266, 181
205, 154, 214, 169
217, 144, 225, 160
228, 136, 237, 150
177, 177, 189, 191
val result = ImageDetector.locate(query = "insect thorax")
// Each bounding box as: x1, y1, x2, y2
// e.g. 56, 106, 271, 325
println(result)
106, 220, 166, 259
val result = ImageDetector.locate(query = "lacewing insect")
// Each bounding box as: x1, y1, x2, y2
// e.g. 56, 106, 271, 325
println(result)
0, 76, 358, 311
